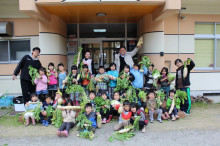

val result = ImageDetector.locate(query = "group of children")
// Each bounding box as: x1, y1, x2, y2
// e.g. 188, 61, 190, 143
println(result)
23, 57, 187, 138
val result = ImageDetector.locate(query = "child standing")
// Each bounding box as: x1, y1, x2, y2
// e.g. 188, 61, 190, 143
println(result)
114, 100, 132, 131
81, 64, 91, 94
94, 66, 109, 96
130, 64, 148, 90
144, 64, 154, 93
40, 95, 53, 127
147, 91, 163, 123
166, 90, 181, 121
122, 64, 135, 83
99, 92, 111, 124
24, 93, 42, 127
34, 67, 48, 102
57, 99, 75, 137
159, 67, 172, 97
57, 63, 67, 95
68, 65, 82, 106
47, 62, 58, 98
130, 103, 148, 133
107, 63, 118, 100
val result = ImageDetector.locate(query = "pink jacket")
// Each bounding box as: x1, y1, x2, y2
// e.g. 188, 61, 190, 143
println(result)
48, 71, 57, 85
34, 75, 48, 91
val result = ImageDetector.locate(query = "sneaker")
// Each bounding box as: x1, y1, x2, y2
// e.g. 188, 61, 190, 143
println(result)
42, 120, 46, 126
157, 119, 163, 123
45, 121, 49, 127
175, 115, 179, 119
57, 131, 62, 137
142, 127, 146, 133
172, 117, 176, 121
61, 130, 68, 137
103, 118, 106, 124
150, 119, 154, 123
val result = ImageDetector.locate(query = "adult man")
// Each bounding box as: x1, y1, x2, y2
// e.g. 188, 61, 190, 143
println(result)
13, 47, 42, 104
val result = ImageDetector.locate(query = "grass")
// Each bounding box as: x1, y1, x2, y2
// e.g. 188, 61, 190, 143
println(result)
0, 115, 23, 126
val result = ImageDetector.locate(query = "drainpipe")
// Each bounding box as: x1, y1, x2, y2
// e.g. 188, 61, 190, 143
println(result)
178, 11, 181, 59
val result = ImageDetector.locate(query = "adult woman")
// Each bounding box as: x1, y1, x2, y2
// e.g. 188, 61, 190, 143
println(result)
81, 50, 96, 75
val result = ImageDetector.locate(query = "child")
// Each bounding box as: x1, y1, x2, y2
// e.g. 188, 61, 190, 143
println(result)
24, 93, 41, 127
166, 90, 181, 121
40, 95, 53, 127
94, 66, 109, 96
57, 63, 67, 95
122, 64, 135, 83
89, 91, 96, 111
68, 65, 82, 106
53, 91, 65, 108
100, 92, 111, 124
47, 62, 58, 99
130, 103, 148, 133
107, 63, 118, 100
34, 67, 48, 102
114, 100, 132, 131
81, 64, 91, 94
147, 91, 163, 123
82, 50, 96, 75
130, 63, 148, 90
144, 64, 154, 93
57, 99, 75, 137
159, 67, 172, 97
84, 103, 97, 133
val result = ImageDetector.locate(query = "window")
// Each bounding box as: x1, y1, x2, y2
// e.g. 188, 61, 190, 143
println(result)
0, 40, 30, 63
195, 23, 220, 70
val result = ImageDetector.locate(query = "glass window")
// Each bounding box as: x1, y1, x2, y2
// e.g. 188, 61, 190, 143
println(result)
127, 23, 137, 38
79, 24, 125, 38
195, 39, 214, 68
216, 24, 220, 34
216, 39, 220, 68
67, 24, 77, 39
195, 23, 214, 34
0, 41, 9, 62
10, 40, 30, 61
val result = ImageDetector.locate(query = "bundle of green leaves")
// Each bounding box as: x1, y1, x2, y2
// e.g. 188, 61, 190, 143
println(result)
28, 65, 39, 85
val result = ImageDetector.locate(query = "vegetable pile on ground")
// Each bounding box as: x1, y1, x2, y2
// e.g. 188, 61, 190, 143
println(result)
28, 65, 39, 85
108, 116, 141, 142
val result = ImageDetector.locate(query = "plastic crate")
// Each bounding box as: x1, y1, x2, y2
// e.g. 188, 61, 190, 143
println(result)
13, 96, 25, 111
0, 96, 14, 107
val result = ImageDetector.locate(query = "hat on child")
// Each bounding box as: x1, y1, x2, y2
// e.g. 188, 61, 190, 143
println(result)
56, 91, 62, 96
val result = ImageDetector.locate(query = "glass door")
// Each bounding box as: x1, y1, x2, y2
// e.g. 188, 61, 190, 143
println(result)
80, 40, 102, 73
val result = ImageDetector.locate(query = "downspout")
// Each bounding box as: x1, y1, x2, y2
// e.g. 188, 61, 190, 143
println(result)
178, 11, 181, 59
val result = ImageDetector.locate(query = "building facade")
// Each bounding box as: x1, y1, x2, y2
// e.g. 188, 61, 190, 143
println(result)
0, 0, 220, 96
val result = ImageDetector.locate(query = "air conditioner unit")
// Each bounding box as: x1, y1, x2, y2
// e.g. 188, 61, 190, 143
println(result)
0, 22, 13, 37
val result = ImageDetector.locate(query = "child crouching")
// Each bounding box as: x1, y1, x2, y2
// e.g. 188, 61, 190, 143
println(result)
24, 93, 42, 127
57, 99, 75, 137
114, 100, 132, 131
130, 103, 148, 133
40, 95, 53, 127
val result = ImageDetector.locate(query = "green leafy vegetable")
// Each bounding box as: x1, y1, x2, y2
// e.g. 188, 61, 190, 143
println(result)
45, 105, 54, 117
33, 103, 41, 122
51, 108, 63, 128
167, 73, 175, 82
152, 69, 162, 87
28, 65, 39, 85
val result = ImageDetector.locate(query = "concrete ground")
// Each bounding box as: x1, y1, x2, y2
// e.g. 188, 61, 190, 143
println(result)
0, 103, 220, 146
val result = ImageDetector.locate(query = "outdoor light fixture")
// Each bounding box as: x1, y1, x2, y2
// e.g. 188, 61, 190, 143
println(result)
93, 29, 106, 32
96, 13, 107, 16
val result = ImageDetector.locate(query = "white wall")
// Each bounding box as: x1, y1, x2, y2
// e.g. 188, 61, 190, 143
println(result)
164, 35, 195, 53
39, 33, 67, 55
138, 32, 164, 54
0, 76, 21, 95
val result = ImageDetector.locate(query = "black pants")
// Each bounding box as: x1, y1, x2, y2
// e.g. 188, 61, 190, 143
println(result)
110, 107, 119, 116
130, 118, 145, 130
58, 122, 75, 132
100, 108, 110, 119
39, 113, 52, 123
170, 106, 178, 117
20, 79, 36, 104
179, 88, 189, 113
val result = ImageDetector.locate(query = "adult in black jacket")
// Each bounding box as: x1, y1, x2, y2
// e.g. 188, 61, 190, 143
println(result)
175, 58, 195, 114
13, 47, 42, 104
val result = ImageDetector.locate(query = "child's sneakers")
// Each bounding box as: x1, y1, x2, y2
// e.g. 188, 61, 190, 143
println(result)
172, 116, 176, 121
57, 131, 62, 137
61, 130, 68, 137
157, 119, 163, 123
41, 120, 46, 126
75, 101, 79, 106
142, 127, 146, 133
150, 119, 154, 123
175, 115, 179, 119
45, 121, 49, 127
102, 118, 106, 124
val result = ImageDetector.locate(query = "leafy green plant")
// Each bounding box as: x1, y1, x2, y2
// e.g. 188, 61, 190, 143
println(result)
28, 66, 39, 85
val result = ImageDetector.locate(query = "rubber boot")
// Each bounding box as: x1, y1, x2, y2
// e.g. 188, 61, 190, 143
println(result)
106, 115, 112, 123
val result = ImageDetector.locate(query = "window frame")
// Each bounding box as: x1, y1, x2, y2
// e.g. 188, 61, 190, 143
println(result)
0, 39, 31, 64
195, 22, 220, 70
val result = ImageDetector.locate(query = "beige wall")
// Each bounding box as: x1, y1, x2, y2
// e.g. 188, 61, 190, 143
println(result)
39, 55, 67, 70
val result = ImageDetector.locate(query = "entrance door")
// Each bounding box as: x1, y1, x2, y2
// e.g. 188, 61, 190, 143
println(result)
80, 40, 102, 73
